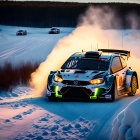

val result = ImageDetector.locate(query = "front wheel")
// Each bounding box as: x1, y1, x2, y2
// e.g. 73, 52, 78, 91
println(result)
48, 96, 56, 101
128, 75, 138, 96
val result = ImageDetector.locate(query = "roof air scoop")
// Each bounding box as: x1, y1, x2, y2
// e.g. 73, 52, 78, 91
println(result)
85, 51, 102, 58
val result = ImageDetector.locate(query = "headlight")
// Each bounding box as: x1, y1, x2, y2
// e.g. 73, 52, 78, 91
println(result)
89, 78, 103, 84
54, 75, 63, 82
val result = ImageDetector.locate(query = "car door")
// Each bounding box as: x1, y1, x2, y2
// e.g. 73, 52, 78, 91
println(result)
110, 56, 124, 94
120, 57, 128, 88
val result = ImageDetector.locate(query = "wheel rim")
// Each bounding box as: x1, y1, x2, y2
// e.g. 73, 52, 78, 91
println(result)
131, 76, 137, 95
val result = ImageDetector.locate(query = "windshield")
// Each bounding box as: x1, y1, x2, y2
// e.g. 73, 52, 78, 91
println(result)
61, 58, 110, 71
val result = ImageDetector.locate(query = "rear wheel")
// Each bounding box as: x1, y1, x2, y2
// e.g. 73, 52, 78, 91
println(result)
128, 75, 137, 96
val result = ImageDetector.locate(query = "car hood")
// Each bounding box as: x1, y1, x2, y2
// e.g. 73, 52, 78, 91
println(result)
58, 69, 107, 81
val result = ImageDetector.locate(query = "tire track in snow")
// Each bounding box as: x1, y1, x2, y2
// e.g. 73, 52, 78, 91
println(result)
0, 37, 31, 56
0, 89, 140, 140
0, 35, 59, 63
14, 36, 54, 57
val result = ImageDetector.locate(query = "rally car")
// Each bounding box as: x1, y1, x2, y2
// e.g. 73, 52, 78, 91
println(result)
16, 30, 27, 35
48, 27, 60, 34
46, 49, 138, 101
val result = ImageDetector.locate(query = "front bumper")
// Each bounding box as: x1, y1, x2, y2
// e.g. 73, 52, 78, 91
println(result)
47, 82, 112, 100
16, 33, 24, 35
49, 31, 57, 34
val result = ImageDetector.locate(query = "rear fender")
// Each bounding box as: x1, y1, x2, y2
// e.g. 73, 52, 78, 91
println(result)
126, 70, 139, 89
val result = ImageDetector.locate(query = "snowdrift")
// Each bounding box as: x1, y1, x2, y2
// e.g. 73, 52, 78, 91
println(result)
111, 98, 140, 140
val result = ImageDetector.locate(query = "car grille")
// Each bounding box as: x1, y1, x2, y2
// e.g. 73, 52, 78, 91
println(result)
62, 80, 90, 86
60, 87, 92, 99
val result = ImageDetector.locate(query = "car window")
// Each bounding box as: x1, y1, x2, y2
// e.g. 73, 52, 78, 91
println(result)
120, 57, 127, 68
111, 56, 122, 73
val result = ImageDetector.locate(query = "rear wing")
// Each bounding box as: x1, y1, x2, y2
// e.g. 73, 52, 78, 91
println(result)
98, 49, 130, 58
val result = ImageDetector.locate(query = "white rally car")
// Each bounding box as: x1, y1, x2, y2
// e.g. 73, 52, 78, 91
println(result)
46, 49, 138, 101
16, 30, 27, 35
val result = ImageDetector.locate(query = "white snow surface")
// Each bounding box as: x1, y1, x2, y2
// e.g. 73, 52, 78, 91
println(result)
111, 98, 140, 140
0, 25, 140, 139
0, 25, 74, 66
1, 86, 140, 140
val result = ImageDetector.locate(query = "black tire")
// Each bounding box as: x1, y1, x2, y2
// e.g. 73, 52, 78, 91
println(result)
48, 96, 56, 101
128, 75, 137, 96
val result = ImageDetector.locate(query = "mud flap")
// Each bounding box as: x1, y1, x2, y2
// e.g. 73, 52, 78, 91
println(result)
105, 75, 117, 101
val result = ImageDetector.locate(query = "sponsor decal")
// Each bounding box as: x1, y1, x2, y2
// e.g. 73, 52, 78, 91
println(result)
119, 76, 122, 86
105, 95, 111, 99
115, 74, 122, 87
75, 74, 80, 78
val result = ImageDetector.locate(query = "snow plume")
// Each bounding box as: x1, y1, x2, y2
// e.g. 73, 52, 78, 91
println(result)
78, 6, 121, 29
30, 6, 140, 96
123, 12, 140, 84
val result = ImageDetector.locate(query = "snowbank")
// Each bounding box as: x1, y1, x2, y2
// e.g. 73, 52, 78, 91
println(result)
111, 98, 140, 140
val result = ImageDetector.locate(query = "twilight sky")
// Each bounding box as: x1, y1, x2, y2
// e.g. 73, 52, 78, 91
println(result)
14, 0, 140, 3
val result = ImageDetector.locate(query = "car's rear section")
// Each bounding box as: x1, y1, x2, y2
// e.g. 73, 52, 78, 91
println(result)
48, 28, 60, 34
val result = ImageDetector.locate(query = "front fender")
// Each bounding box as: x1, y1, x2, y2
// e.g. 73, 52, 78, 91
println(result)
47, 71, 57, 89
104, 75, 116, 90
